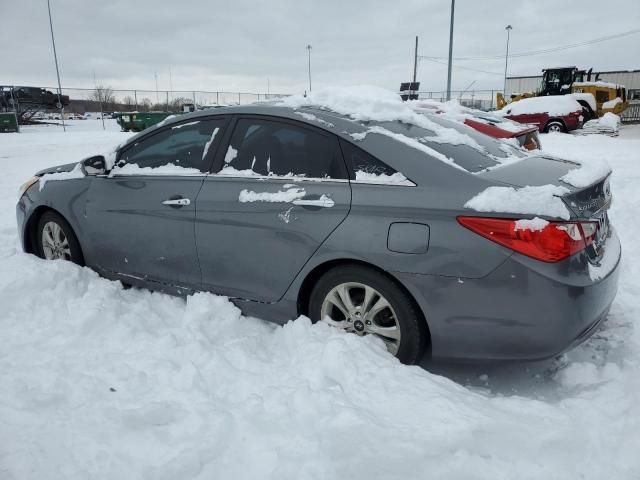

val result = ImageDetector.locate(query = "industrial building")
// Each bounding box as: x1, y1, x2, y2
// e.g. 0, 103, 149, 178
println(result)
506, 69, 640, 101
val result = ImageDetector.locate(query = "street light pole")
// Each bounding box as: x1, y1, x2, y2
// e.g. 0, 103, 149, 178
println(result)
306, 44, 312, 93
47, 0, 66, 131
503, 25, 513, 95
445, 0, 455, 101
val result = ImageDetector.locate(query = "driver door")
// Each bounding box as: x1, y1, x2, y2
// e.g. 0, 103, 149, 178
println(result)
84, 117, 228, 290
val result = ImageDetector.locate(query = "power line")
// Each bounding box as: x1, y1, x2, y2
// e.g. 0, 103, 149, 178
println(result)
420, 56, 503, 76
420, 27, 640, 62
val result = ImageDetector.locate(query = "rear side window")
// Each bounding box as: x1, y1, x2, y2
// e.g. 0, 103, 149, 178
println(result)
219, 118, 347, 179
339, 138, 410, 185
117, 119, 226, 173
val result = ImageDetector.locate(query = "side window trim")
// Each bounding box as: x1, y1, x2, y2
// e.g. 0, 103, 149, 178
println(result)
209, 114, 350, 182
338, 137, 416, 187
114, 116, 230, 175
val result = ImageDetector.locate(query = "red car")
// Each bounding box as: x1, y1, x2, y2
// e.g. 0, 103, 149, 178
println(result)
463, 116, 540, 150
496, 96, 584, 133
410, 100, 541, 150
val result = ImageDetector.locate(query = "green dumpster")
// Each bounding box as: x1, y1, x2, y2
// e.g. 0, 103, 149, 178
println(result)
0, 112, 19, 133
115, 111, 179, 132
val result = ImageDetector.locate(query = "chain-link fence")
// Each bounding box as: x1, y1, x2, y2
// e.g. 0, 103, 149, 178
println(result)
415, 90, 500, 111
57, 87, 288, 113
0, 85, 289, 120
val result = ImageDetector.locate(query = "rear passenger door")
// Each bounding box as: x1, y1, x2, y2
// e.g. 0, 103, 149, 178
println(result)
195, 116, 351, 302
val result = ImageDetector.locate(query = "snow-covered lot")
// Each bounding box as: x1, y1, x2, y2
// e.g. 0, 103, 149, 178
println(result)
1, 120, 639, 479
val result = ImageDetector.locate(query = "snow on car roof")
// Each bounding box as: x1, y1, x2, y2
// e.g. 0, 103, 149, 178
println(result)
495, 95, 583, 117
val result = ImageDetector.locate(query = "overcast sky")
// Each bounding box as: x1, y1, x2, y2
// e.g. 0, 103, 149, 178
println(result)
1, 0, 638, 95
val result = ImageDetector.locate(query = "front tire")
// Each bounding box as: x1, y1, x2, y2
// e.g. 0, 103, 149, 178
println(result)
36, 211, 84, 265
544, 120, 566, 133
309, 265, 428, 364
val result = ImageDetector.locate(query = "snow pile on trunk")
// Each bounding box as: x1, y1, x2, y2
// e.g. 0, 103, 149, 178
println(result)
39, 163, 85, 190
465, 184, 571, 219
496, 96, 582, 116
560, 158, 611, 188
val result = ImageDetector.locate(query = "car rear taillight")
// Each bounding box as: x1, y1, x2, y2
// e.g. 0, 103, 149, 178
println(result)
457, 217, 598, 262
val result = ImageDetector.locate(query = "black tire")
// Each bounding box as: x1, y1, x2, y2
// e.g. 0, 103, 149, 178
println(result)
36, 211, 84, 265
309, 265, 428, 364
544, 120, 566, 133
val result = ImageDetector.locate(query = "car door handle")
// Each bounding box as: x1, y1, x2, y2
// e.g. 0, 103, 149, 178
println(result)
292, 195, 335, 208
162, 197, 191, 207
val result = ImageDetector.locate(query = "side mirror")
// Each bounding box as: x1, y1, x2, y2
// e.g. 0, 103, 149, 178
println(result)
82, 155, 107, 176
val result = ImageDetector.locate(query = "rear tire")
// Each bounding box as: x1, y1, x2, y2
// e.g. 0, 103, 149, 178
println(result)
36, 211, 84, 265
309, 265, 428, 364
544, 121, 566, 133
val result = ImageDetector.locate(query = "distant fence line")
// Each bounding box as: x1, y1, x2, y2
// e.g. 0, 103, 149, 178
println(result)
28, 86, 290, 113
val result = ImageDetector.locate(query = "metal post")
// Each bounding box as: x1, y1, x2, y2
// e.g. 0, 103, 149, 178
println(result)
192, 91, 196, 106
446, 0, 455, 101
166, 91, 169, 112
238, 92, 241, 105
413, 36, 418, 84
503, 25, 513, 95
216, 92, 219, 105
155, 72, 159, 104
134, 90, 138, 110
306, 44, 312, 93
47, 0, 66, 131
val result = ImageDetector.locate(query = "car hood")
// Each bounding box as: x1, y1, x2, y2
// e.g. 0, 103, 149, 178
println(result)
35, 161, 79, 176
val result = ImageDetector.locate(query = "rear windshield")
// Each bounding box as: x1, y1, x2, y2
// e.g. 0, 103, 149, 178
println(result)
369, 115, 525, 173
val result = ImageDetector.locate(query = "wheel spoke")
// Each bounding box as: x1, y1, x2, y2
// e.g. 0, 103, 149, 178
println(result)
364, 296, 391, 321
362, 285, 376, 313
367, 323, 401, 341
336, 284, 356, 315
43, 227, 55, 247
326, 290, 350, 319
59, 237, 69, 249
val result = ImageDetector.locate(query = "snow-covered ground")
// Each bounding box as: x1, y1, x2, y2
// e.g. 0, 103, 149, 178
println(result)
1, 120, 640, 479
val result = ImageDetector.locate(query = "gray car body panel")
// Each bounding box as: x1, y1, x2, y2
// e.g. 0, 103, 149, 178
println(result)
16, 104, 621, 361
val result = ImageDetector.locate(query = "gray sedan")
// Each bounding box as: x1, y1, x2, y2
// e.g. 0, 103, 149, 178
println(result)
16, 104, 620, 364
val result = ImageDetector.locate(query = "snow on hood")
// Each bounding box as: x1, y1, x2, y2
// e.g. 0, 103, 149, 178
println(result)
496, 96, 583, 117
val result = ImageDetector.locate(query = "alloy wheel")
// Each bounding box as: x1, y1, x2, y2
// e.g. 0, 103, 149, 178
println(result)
320, 282, 401, 354
41, 221, 71, 260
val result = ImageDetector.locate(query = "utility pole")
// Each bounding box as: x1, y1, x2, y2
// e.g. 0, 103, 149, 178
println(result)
306, 44, 312, 93
47, 0, 66, 131
169, 66, 173, 106
93, 70, 105, 130
413, 36, 418, 84
154, 72, 159, 104
503, 25, 513, 95
446, 0, 455, 101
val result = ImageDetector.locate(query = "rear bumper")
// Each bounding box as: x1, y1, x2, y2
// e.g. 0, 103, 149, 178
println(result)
393, 229, 621, 361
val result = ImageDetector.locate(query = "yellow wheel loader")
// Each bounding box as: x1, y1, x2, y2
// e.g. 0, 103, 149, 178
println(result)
497, 67, 628, 121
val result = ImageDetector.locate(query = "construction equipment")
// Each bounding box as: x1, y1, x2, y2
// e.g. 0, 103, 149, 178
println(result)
497, 67, 628, 120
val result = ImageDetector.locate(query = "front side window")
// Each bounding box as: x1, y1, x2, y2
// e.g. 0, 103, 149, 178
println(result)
115, 119, 226, 174
218, 118, 347, 179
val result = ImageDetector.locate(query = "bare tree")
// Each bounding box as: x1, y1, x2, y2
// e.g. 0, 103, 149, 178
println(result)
90, 85, 115, 111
